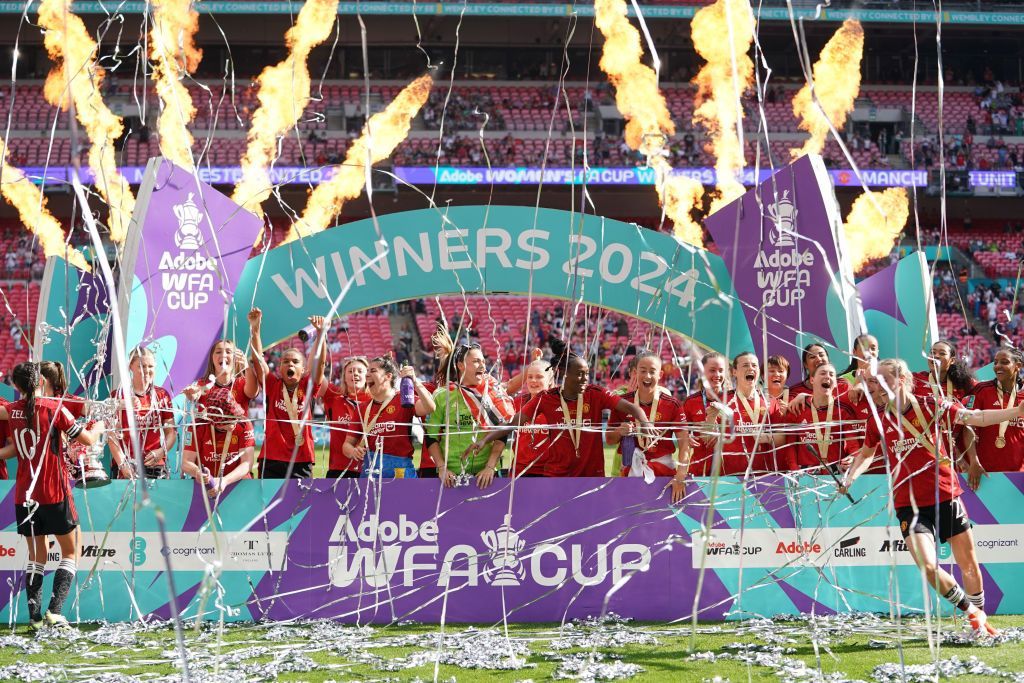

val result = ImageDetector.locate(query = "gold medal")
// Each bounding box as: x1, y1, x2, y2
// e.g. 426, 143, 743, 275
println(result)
996, 436, 1007, 449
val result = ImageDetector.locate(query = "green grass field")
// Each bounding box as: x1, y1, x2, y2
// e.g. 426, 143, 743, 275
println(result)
0, 615, 1021, 682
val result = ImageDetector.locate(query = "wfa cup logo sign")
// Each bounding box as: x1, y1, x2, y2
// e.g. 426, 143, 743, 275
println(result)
765, 190, 797, 247
480, 514, 526, 586
173, 193, 204, 251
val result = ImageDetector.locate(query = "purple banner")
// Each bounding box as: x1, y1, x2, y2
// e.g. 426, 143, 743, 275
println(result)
704, 155, 860, 372
119, 158, 263, 393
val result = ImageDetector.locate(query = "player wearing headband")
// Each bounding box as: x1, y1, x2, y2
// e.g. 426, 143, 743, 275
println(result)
679, 352, 729, 477
960, 347, 1024, 490
248, 308, 328, 479
0, 362, 105, 630
182, 386, 255, 497
345, 356, 435, 479
322, 356, 370, 479
428, 343, 515, 489
466, 347, 652, 477
108, 347, 176, 479
840, 358, 1024, 635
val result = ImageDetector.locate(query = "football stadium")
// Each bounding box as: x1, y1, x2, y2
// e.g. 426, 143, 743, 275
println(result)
0, 0, 1023, 680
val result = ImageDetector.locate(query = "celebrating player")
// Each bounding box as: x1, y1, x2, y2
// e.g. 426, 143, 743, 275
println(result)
509, 353, 554, 477
0, 362, 105, 629
248, 308, 328, 478
108, 347, 177, 479
961, 347, 1024, 488
679, 352, 729, 477
711, 352, 784, 475
322, 356, 370, 479
840, 358, 1024, 635
790, 343, 851, 400
466, 348, 652, 477
182, 386, 255, 497
914, 340, 976, 401
183, 339, 259, 413
428, 343, 515, 488
785, 363, 860, 472
345, 356, 436, 479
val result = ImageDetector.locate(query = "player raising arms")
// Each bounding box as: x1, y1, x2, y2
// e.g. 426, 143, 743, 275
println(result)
466, 347, 653, 477
0, 362, 105, 629
181, 387, 256, 497
785, 363, 860, 472
961, 347, 1024, 489
108, 347, 176, 479
248, 308, 328, 478
712, 352, 785, 475
345, 356, 436, 479
183, 339, 259, 414
679, 352, 729, 477
840, 358, 1024, 636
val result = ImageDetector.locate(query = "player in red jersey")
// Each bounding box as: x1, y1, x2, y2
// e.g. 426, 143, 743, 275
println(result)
789, 343, 851, 402
182, 386, 255, 497
785, 363, 860, 472
344, 356, 436, 478
709, 352, 785, 475
183, 339, 259, 414
108, 347, 177, 479
841, 358, 1024, 635
248, 308, 328, 478
679, 352, 729, 477
321, 356, 369, 478
961, 348, 1024, 488
38, 361, 89, 485
467, 350, 652, 477
913, 340, 976, 402
0, 362, 105, 630
510, 355, 554, 477
607, 351, 686, 495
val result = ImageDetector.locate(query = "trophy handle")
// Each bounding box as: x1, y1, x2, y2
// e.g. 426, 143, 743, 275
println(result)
480, 529, 497, 551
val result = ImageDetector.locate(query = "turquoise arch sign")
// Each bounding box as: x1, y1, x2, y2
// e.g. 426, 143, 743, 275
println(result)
228, 206, 755, 356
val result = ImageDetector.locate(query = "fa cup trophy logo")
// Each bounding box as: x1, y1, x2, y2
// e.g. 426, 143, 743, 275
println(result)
765, 190, 797, 248
480, 514, 526, 586
173, 193, 204, 250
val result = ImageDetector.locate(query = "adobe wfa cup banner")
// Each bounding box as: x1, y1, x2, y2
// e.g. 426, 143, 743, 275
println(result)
705, 154, 862, 372
117, 158, 263, 393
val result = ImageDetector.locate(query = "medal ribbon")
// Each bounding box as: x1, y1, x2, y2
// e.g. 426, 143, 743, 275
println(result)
810, 397, 835, 461
890, 396, 948, 465
995, 384, 1018, 447
281, 383, 302, 438
632, 390, 661, 451
361, 395, 395, 454
735, 389, 767, 447
559, 392, 584, 452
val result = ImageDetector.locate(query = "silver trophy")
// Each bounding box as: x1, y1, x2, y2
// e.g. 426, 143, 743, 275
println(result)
480, 514, 526, 586
69, 397, 116, 488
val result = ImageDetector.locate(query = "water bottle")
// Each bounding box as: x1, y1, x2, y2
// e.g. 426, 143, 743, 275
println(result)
400, 374, 416, 408
620, 433, 637, 470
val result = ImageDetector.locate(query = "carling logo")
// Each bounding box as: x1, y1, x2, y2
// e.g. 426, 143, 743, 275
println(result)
327, 513, 650, 590
173, 192, 204, 250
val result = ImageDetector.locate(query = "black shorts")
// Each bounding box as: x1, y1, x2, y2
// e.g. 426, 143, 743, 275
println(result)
259, 459, 312, 479
15, 499, 78, 538
325, 469, 360, 479
417, 467, 439, 479
896, 497, 971, 544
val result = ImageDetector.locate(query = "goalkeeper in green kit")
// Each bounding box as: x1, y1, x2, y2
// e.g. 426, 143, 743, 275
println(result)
427, 341, 516, 489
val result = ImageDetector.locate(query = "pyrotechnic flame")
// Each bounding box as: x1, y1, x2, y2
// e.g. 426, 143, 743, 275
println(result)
231, 0, 340, 217
691, 0, 755, 212
150, 0, 202, 170
594, 0, 704, 245
0, 140, 89, 270
285, 74, 432, 244
39, 0, 136, 244
791, 19, 864, 158
842, 187, 909, 271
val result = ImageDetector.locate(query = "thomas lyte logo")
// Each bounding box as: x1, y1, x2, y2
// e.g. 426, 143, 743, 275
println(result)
173, 193, 203, 251
480, 514, 526, 586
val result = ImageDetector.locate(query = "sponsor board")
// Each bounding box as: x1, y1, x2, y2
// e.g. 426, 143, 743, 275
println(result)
0, 532, 288, 572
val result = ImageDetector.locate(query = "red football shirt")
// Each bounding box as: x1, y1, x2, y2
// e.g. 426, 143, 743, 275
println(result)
512, 391, 550, 476
608, 391, 682, 461
718, 391, 784, 474
788, 377, 851, 400
419, 380, 438, 469
8, 397, 81, 505
912, 371, 975, 403
262, 373, 320, 463
197, 376, 253, 413
356, 393, 417, 459
680, 391, 716, 476
520, 386, 621, 477
965, 381, 1024, 472
324, 386, 362, 472
785, 400, 860, 470
863, 396, 963, 508
188, 420, 255, 478
117, 386, 175, 464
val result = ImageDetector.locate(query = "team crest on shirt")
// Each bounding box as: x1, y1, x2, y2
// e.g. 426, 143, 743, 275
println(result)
900, 520, 908, 533
583, 405, 590, 414
654, 412, 660, 421
386, 406, 396, 414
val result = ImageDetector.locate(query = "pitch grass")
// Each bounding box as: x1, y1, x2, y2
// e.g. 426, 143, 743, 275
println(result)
1, 617, 1022, 682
